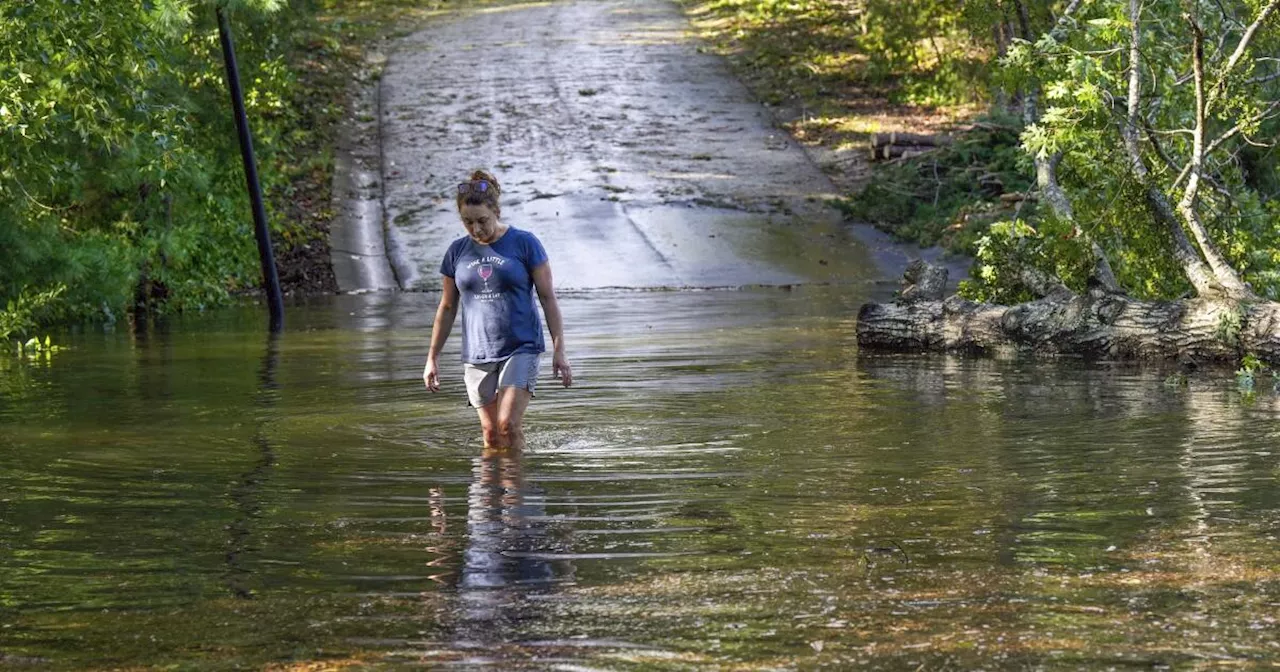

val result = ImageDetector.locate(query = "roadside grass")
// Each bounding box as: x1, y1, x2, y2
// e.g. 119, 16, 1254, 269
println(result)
675, 0, 1026, 257
677, 0, 983, 153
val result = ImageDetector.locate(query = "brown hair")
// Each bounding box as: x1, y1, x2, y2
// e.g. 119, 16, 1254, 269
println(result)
456, 169, 501, 215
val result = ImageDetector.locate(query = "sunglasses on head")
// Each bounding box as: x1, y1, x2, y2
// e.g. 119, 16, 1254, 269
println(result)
457, 180, 490, 195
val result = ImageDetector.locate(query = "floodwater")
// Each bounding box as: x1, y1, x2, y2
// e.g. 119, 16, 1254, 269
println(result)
2, 287, 1280, 669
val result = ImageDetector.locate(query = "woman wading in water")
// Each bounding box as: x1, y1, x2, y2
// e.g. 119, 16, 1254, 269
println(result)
424, 170, 572, 450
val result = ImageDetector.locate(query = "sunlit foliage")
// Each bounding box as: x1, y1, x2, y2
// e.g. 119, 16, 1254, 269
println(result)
959, 0, 1280, 302
0, 1, 312, 334
695, 0, 1280, 303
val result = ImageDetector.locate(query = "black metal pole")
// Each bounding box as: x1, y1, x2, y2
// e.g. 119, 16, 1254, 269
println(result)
217, 5, 284, 333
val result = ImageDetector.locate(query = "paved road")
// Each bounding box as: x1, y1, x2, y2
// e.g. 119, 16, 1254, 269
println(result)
334, 0, 934, 293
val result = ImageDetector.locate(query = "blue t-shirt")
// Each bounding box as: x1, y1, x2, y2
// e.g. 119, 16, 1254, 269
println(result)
440, 227, 549, 363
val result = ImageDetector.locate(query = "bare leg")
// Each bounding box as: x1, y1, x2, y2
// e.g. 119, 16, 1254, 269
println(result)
476, 401, 502, 449
495, 386, 533, 452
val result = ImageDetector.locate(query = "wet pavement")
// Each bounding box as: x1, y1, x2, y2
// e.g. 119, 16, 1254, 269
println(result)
332, 0, 961, 294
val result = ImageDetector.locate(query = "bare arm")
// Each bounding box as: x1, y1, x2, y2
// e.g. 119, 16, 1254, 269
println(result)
531, 262, 572, 387
423, 277, 460, 392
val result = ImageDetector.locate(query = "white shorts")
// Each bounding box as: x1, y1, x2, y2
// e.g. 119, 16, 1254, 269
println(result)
462, 352, 541, 408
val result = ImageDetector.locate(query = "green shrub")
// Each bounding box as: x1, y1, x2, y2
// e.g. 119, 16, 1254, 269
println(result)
837, 112, 1031, 255
0, 0, 325, 328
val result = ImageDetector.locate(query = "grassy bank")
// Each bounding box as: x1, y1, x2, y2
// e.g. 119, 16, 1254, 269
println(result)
676, 0, 1027, 257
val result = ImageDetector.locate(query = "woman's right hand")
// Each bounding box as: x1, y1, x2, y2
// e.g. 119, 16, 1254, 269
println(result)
424, 359, 440, 392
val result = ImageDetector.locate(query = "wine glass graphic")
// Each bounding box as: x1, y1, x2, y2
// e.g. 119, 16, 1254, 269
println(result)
478, 264, 494, 290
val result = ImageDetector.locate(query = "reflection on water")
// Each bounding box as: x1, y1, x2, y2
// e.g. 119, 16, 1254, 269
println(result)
2, 287, 1279, 669
224, 332, 279, 599
455, 448, 571, 648
460, 450, 561, 593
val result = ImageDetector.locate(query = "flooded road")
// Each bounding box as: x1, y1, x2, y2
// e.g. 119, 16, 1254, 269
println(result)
331, 0, 958, 293
3, 288, 1280, 669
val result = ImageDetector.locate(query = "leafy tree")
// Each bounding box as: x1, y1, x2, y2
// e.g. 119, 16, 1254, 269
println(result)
963, 0, 1280, 304
0, 0, 301, 333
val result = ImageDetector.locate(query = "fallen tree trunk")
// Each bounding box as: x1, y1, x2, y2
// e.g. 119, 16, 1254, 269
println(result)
870, 132, 954, 149
857, 262, 1280, 364
868, 132, 954, 161
869, 144, 935, 161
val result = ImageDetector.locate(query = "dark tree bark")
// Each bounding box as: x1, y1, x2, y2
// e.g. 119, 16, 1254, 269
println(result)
898, 259, 948, 302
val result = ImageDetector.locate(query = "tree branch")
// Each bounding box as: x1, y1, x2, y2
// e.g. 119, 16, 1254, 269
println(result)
1147, 118, 1234, 200
1033, 152, 1122, 293
1246, 69, 1280, 85
1180, 15, 1207, 216
1209, 0, 1247, 42
1208, 26, 1234, 67
1209, 0, 1280, 110
1143, 119, 1182, 174
1013, 0, 1121, 293
1179, 14, 1253, 298
1123, 0, 1227, 299
1221, 0, 1280, 74
1046, 0, 1086, 43
1172, 99, 1280, 189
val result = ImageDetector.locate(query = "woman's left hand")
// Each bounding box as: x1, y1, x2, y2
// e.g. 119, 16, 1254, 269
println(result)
552, 350, 573, 388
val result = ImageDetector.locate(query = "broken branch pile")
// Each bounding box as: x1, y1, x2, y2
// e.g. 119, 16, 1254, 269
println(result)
869, 132, 953, 161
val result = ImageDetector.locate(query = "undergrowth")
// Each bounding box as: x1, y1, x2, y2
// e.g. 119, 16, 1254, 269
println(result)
0, 0, 504, 344
836, 113, 1032, 256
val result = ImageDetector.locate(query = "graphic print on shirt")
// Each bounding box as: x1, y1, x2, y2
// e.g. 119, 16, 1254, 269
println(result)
440, 228, 548, 363
465, 255, 508, 303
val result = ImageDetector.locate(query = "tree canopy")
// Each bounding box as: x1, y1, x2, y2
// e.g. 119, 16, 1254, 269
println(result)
0, 0, 302, 333
969, 0, 1280, 304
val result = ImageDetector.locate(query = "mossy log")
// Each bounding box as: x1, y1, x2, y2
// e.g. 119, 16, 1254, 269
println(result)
857, 262, 1280, 364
